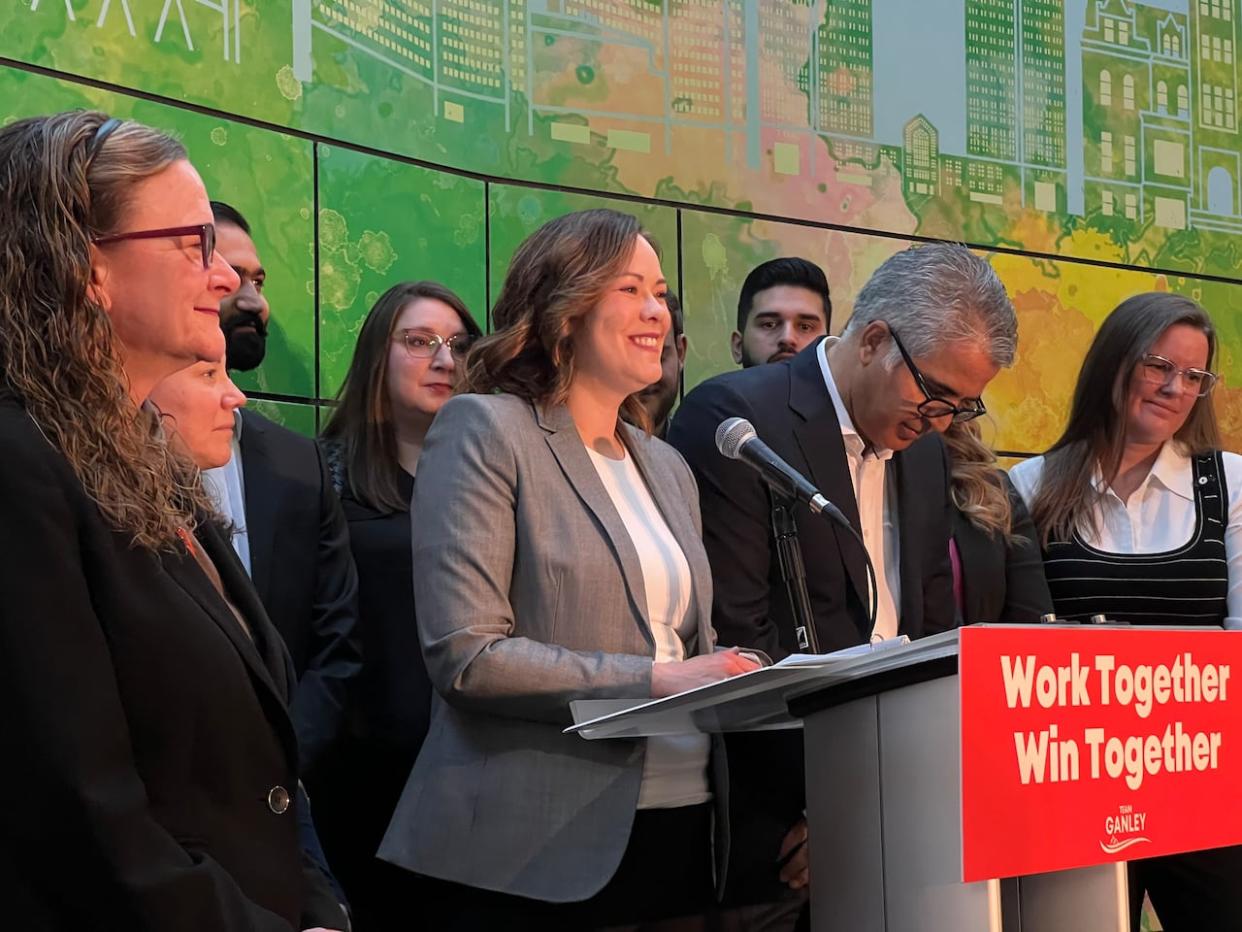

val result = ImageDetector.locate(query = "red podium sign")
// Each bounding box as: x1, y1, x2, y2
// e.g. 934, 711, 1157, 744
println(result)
960, 625, 1242, 882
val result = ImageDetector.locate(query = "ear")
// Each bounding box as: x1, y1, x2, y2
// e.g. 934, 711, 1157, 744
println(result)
730, 331, 743, 365
675, 333, 688, 365
856, 320, 890, 366
87, 243, 112, 313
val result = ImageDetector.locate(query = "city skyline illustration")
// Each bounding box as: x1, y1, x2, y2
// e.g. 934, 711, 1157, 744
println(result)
295, 0, 1236, 234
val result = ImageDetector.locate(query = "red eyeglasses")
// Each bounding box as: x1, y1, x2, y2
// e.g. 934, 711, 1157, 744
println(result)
92, 222, 217, 270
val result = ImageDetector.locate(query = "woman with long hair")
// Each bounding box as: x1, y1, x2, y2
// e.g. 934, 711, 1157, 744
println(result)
943, 419, 1051, 623
315, 281, 481, 928
1010, 291, 1242, 930
378, 209, 760, 928
0, 111, 341, 930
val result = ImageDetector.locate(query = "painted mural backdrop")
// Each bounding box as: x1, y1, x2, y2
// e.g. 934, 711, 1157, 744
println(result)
4, 1, 1242, 459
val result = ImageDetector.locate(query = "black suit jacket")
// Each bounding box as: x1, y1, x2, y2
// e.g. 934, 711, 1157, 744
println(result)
668, 339, 956, 659
0, 395, 341, 930
307, 466, 433, 920
952, 473, 1053, 625
667, 341, 956, 905
238, 409, 362, 775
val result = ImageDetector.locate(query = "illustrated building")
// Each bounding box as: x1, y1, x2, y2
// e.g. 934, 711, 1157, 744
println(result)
1082, 0, 1194, 231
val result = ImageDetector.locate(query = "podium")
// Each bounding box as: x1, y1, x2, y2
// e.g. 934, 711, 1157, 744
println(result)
786, 632, 1122, 932
570, 624, 1242, 932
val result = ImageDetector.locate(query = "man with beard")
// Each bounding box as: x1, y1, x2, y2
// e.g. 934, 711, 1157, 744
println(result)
731, 258, 831, 369
204, 201, 361, 786
636, 289, 688, 437
212, 201, 270, 372
669, 243, 1017, 931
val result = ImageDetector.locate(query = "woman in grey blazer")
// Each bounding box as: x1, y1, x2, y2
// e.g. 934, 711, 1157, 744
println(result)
378, 209, 759, 928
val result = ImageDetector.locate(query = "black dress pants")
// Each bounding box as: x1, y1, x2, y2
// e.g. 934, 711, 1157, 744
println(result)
1129, 844, 1242, 932
401, 802, 716, 931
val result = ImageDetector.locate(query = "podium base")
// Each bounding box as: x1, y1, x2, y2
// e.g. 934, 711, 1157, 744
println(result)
804, 673, 1128, 932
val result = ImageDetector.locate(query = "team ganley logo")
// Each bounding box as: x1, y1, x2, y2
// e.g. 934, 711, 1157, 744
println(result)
1100, 804, 1151, 854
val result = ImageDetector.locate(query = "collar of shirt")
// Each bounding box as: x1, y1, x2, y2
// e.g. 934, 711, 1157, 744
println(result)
816, 336, 894, 464
1090, 440, 1194, 503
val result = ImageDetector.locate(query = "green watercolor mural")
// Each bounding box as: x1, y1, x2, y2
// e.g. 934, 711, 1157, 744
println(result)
315, 144, 486, 399
246, 398, 319, 438
10, 0, 1242, 287
487, 184, 680, 309
6, 0, 1242, 466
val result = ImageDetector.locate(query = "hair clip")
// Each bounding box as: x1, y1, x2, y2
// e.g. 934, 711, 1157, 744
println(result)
83, 117, 122, 171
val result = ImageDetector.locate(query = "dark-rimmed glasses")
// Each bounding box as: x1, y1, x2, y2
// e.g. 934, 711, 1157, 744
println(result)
1138, 353, 1219, 397
888, 325, 986, 423
396, 329, 474, 360
92, 223, 217, 270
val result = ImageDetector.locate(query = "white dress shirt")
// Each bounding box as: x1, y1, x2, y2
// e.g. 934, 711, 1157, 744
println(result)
201, 410, 252, 576
1009, 442, 1242, 628
817, 338, 902, 641
585, 445, 711, 809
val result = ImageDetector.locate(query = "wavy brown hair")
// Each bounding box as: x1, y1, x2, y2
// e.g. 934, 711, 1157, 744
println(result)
0, 111, 214, 551
321, 280, 481, 513
1030, 292, 1220, 545
945, 419, 1013, 539
462, 208, 656, 430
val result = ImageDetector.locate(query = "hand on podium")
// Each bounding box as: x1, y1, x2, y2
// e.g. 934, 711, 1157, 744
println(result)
651, 647, 761, 698
777, 817, 810, 891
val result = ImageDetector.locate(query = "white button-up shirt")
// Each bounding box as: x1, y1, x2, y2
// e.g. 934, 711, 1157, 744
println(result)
202, 410, 252, 576
1009, 442, 1242, 628
817, 338, 901, 641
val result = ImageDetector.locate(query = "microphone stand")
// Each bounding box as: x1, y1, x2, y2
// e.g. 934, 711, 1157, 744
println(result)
770, 492, 880, 655
771, 494, 821, 654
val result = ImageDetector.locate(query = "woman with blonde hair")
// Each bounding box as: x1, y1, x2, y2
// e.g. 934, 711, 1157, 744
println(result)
1010, 291, 1242, 930
379, 208, 759, 928
944, 419, 1051, 624
0, 111, 341, 930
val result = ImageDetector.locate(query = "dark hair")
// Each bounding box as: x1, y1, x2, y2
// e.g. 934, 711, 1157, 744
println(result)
736, 257, 831, 331
210, 200, 251, 234
0, 110, 219, 552
1030, 292, 1220, 544
321, 281, 480, 513
463, 208, 657, 430
666, 289, 684, 338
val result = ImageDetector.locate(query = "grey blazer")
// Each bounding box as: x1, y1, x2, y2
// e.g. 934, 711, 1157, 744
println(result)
378, 393, 724, 903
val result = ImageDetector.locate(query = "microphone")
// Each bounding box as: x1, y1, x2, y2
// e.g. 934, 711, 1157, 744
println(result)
715, 417, 851, 528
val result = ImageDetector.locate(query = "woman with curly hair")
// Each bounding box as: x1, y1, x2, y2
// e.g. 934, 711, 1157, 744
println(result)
0, 111, 341, 931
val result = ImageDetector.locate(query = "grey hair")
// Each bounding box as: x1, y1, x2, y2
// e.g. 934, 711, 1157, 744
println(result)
842, 242, 1017, 368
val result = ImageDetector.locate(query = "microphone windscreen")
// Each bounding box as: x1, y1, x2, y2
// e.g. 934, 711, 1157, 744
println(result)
715, 417, 756, 459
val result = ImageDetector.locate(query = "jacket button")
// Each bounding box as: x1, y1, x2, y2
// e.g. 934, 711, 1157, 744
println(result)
267, 785, 291, 815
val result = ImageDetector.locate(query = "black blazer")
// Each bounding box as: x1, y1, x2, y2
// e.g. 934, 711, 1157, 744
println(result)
952, 473, 1053, 625
308, 465, 431, 922
668, 339, 956, 659
0, 395, 337, 930
338, 469, 428, 759
238, 409, 362, 775
668, 341, 956, 905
